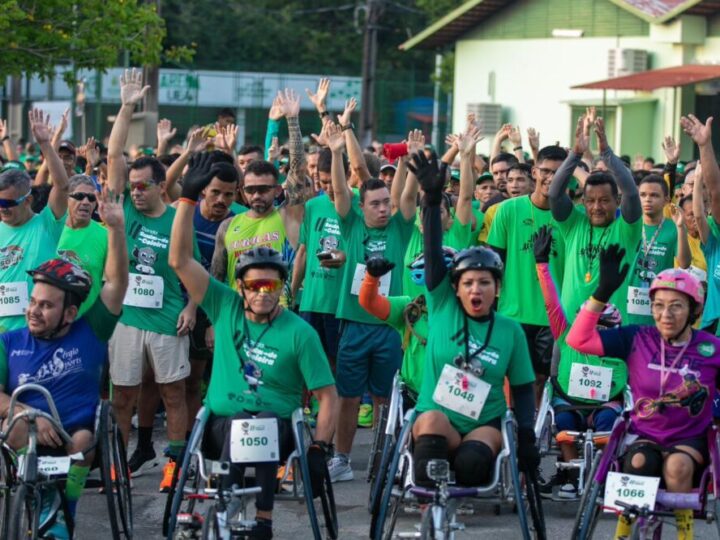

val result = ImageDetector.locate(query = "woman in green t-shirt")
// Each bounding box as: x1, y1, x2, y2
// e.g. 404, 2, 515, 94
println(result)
406, 150, 539, 488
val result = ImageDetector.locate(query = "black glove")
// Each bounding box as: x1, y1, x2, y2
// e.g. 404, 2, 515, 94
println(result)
365, 255, 395, 278
593, 243, 630, 303
181, 152, 217, 201
533, 225, 553, 264
517, 428, 540, 473
407, 151, 445, 206
307, 444, 328, 498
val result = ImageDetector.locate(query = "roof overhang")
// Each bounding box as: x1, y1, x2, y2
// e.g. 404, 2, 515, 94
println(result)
572, 64, 720, 92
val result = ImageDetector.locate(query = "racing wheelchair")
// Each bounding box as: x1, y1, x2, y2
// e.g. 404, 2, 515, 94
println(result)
0, 383, 132, 539
163, 406, 338, 540
371, 408, 545, 540
572, 410, 720, 539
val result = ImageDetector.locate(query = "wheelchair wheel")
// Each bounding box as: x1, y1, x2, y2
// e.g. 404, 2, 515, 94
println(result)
201, 505, 221, 540
99, 401, 133, 539
367, 404, 388, 512
295, 417, 338, 540
419, 502, 447, 540
572, 451, 603, 540
7, 483, 41, 540
0, 446, 15, 538
506, 422, 533, 540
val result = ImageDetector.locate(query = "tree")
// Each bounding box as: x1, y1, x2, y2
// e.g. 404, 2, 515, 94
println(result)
0, 0, 192, 82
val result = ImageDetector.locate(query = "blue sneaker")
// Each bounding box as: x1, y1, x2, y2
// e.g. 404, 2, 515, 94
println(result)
39, 487, 69, 540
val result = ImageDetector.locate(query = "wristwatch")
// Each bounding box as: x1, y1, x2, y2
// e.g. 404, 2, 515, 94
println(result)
341, 122, 355, 132
318, 110, 329, 120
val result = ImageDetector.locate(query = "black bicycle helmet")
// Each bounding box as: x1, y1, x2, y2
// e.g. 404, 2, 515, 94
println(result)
449, 247, 503, 283
27, 258, 92, 303
235, 247, 288, 281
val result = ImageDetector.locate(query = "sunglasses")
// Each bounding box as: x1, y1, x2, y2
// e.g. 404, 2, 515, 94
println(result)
128, 181, 155, 192
243, 185, 275, 195
0, 190, 31, 209
69, 192, 97, 203
241, 278, 284, 293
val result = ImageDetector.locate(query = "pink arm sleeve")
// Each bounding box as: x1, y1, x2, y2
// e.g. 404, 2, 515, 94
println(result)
566, 306, 606, 356
535, 263, 568, 340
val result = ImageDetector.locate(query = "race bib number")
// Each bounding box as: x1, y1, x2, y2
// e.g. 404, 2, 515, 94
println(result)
0, 281, 29, 316
627, 286, 651, 316
230, 417, 280, 463
38, 456, 71, 476
432, 364, 490, 420
568, 363, 613, 402
604, 471, 660, 513
124, 273, 164, 308
350, 264, 390, 297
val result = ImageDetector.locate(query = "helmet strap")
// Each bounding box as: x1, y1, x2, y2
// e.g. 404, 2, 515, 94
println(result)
39, 292, 72, 340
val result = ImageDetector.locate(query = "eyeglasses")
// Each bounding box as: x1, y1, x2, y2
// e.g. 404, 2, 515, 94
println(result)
651, 302, 688, 316
535, 167, 559, 177
129, 181, 155, 192
243, 185, 275, 195
68, 192, 97, 203
0, 190, 31, 209
241, 278, 284, 293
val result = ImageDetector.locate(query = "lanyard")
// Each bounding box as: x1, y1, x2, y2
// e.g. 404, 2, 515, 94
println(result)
585, 225, 611, 283
642, 219, 665, 259
659, 338, 691, 395
455, 311, 496, 378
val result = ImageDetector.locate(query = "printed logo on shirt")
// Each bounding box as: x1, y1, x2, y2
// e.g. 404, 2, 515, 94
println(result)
635, 367, 708, 419
57, 249, 83, 267
698, 342, 716, 358
229, 231, 281, 251
521, 229, 559, 257
132, 246, 158, 275
365, 239, 387, 255
318, 235, 339, 253
0, 245, 23, 270
634, 255, 659, 283
16, 347, 83, 385
315, 217, 340, 236
242, 340, 278, 367
467, 339, 500, 366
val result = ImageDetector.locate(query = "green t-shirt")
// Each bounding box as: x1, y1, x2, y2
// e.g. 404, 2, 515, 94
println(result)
0, 206, 65, 333
625, 219, 678, 325
336, 208, 415, 324
201, 277, 335, 418
385, 295, 427, 395
298, 195, 349, 314
121, 200, 196, 336
57, 220, 108, 317
416, 278, 535, 434
487, 196, 565, 326
556, 207, 642, 322
402, 214, 473, 299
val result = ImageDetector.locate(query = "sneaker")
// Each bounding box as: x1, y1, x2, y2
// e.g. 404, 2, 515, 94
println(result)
39, 487, 69, 540
558, 481, 578, 499
128, 446, 159, 478
159, 459, 176, 493
358, 404, 373, 428
328, 455, 353, 483
538, 470, 566, 499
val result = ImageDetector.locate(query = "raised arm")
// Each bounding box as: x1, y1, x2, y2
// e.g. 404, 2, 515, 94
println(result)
595, 118, 641, 223
0, 119, 17, 161
97, 190, 129, 314
108, 68, 150, 194
277, 89, 313, 208
508, 125, 525, 164
549, 116, 586, 221
327, 122, 352, 218
338, 98, 370, 184
681, 115, 720, 223
29, 109, 68, 219
164, 128, 209, 202
156, 118, 177, 157
390, 157, 407, 214
456, 124, 483, 226
661, 135, 680, 200
306, 77, 332, 129
670, 204, 691, 268
692, 163, 709, 244
264, 95, 284, 161
491, 124, 511, 160
359, 266, 393, 321
527, 127, 540, 163
533, 226, 567, 339
398, 130, 425, 221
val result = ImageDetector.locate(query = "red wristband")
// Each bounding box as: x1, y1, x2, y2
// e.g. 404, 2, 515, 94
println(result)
178, 197, 197, 206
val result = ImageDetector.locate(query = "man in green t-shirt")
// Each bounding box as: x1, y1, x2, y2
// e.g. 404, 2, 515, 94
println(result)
0, 109, 69, 334
488, 146, 568, 390
57, 175, 108, 317
549, 114, 642, 321
105, 69, 198, 491
625, 175, 691, 325
326, 122, 415, 482
168, 153, 337, 538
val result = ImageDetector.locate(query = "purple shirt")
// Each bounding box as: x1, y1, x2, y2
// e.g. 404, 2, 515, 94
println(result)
600, 326, 720, 446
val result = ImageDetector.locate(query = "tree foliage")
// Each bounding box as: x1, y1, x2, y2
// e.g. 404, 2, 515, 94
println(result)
0, 0, 192, 82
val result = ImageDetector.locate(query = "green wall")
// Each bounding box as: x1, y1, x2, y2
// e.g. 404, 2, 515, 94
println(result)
619, 101, 656, 158
465, 0, 649, 40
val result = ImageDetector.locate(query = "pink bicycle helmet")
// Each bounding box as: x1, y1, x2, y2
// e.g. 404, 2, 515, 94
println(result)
649, 269, 705, 308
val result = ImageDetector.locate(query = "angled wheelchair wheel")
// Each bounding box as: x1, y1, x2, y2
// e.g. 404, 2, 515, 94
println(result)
367, 404, 389, 513
572, 451, 604, 540
294, 414, 338, 540
506, 421, 532, 540
0, 445, 15, 538
522, 470, 547, 540
201, 505, 221, 540
7, 483, 41, 540
99, 400, 133, 539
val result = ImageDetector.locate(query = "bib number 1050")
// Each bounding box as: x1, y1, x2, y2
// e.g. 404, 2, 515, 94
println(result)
230, 418, 280, 463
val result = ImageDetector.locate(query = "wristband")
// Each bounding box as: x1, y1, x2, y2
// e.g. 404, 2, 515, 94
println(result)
513, 146, 523, 151
1, 136, 9, 142
341, 122, 355, 132
178, 197, 197, 206
319, 110, 329, 119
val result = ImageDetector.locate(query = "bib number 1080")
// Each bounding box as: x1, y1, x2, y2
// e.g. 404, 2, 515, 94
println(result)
132, 287, 155, 297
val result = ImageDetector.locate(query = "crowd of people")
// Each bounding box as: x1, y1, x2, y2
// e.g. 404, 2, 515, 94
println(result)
0, 67, 719, 540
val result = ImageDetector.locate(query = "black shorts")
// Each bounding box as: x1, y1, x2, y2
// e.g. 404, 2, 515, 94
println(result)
458, 416, 502, 438
189, 308, 213, 362
520, 323, 553, 377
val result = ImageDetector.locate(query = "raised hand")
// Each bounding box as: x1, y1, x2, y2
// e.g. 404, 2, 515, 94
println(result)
181, 152, 217, 201
669, 203, 685, 229
572, 115, 589, 155
407, 129, 425, 156
457, 125, 483, 157
594, 117, 609, 153
277, 88, 300, 118
680, 114, 713, 147
157, 118, 177, 143
594, 244, 629, 303
508, 125, 522, 147
527, 127, 540, 151
186, 127, 210, 154
0, 118, 8, 140
533, 225, 553, 264
365, 255, 395, 278
97, 189, 125, 229
325, 122, 345, 153
585, 106, 597, 126
311, 121, 330, 147
85, 136, 99, 166
337, 97, 357, 128
268, 136, 281, 161
444, 133, 459, 150
496, 123, 512, 141
661, 135, 680, 164
218, 123, 239, 154
407, 151, 444, 205
268, 95, 284, 121
306, 78, 331, 112
28, 109, 52, 145
120, 68, 150, 106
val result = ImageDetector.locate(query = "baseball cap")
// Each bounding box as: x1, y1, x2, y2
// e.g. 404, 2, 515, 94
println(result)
380, 163, 397, 173
58, 140, 76, 155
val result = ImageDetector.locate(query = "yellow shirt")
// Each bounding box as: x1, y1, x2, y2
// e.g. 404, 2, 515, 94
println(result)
477, 203, 500, 244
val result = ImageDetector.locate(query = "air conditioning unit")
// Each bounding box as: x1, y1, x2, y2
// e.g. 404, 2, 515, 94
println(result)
608, 49, 648, 78
466, 103, 502, 136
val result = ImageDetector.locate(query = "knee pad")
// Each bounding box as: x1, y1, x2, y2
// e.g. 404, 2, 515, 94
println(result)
623, 445, 663, 477
413, 435, 448, 487
453, 441, 494, 487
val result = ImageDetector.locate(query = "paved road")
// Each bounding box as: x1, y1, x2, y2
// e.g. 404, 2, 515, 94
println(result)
75, 423, 719, 539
